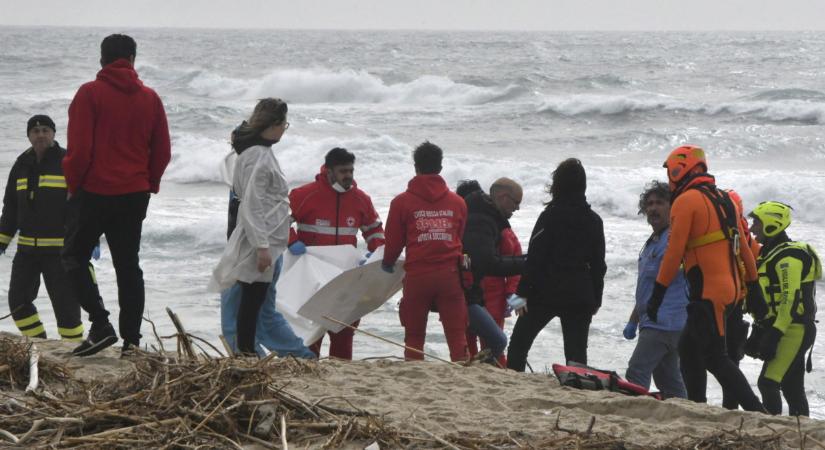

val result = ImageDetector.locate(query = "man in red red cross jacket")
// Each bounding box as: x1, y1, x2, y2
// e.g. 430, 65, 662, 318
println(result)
288, 147, 385, 359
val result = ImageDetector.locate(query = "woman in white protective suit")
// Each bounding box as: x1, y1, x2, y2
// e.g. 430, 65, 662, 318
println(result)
209, 98, 292, 355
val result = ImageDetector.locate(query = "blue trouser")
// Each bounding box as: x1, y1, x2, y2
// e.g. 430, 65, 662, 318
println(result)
467, 303, 507, 362
220, 255, 315, 358
625, 327, 687, 399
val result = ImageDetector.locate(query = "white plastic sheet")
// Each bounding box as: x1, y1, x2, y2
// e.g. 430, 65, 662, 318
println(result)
298, 247, 405, 333
275, 245, 404, 344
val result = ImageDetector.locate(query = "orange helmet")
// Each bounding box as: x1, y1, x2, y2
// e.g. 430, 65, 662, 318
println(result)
663, 145, 707, 187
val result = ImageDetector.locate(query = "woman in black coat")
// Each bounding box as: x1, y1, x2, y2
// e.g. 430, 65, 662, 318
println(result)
506, 158, 607, 370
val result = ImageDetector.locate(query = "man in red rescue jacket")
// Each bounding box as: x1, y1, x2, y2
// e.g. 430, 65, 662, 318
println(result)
382, 141, 469, 362
288, 147, 385, 359
61, 34, 171, 357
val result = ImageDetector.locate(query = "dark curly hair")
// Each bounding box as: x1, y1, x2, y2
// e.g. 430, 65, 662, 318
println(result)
638, 180, 670, 215
456, 179, 482, 198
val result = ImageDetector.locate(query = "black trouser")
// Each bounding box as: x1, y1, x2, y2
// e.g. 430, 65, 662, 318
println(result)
62, 190, 150, 346
679, 299, 764, 412
507, 303, 591, 371
722, 302, 749, 410
237, 281, 268, 355
9, 251, 83, 340
758, 321, 816, 416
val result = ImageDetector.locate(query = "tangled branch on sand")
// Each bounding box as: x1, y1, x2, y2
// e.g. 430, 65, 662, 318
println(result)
0, 332, 814, 449
0, 337, 71, 390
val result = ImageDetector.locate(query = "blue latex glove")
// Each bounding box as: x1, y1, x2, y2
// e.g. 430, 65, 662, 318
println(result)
358, 251, 373, 266
91, 245, 101, 261
288, 241, 306, 256
623, 321, 638, 340
381, 262, 395, 274
506, 294, 527, 310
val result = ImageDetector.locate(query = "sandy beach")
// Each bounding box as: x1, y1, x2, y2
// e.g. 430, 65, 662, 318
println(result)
1, 332, 823, 449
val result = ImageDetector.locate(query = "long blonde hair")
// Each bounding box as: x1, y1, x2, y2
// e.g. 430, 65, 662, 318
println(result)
233, 98, 288, 146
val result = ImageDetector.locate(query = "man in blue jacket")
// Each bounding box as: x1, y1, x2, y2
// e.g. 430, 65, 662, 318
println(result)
623, 180, 688, 399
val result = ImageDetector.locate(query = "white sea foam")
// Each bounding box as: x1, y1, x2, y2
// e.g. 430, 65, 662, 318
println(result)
186, 67, 521, 105
537, 92, 825, 124
163, 131, 825, 226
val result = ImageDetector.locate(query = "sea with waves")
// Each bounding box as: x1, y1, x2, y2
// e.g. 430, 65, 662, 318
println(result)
1, 27, 824, 416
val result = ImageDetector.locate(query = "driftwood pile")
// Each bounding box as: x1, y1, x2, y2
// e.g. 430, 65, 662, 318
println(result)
0, 325, 816, 448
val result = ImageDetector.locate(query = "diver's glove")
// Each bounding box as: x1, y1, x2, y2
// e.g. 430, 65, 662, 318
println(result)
645, 282, 667, 323
745, 281, 768, 321
744, 324, 763, 359
381, 262, 395, 274
759, 326, 783, 361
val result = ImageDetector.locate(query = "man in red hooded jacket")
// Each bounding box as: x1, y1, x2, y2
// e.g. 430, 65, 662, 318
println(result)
288, 147, 384, 359
61, 34, 171, 357
382, 141, 469, 362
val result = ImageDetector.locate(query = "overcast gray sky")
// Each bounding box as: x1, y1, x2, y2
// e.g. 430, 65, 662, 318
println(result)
1, 0, 823, 31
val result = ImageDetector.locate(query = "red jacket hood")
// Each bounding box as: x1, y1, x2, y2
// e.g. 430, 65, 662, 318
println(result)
315, 164, 359, 192
97, 59, 143, 94
407, 174, 449, 202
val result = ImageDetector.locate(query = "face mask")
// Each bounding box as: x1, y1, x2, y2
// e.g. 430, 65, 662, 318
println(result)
332, 182, 349, 193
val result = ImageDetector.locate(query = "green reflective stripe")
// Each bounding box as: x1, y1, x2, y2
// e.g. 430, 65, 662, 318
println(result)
20, 324, 46, 337
39, 175, 67, 189
58, 324, 85, 338
89, 264, 98, 285
16, 178, 27, 191
17, 236, 36, 246
14, 313, 41, 328
0, 233, 11, 245
61, 335, 84, 342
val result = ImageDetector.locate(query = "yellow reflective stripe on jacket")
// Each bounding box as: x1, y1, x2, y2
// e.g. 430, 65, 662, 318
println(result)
16, 178, 27, 191
15, 313, 42, 328
38, 175, 67, 189
37, 238, 64, 247
17, 235, 64, 247
0, 233, 11, 245
686, 229, 726, 250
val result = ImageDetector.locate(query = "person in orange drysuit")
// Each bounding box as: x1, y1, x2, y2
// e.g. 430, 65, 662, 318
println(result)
647, 145, 765, 412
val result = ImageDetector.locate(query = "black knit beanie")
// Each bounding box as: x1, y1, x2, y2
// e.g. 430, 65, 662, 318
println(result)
27, 115, 56, 134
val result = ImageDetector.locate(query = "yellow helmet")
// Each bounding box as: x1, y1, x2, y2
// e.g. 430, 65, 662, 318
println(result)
749, 201, 792, 237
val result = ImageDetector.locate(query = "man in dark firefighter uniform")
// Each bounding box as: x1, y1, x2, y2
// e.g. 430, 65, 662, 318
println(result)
0, 115, 94, 341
